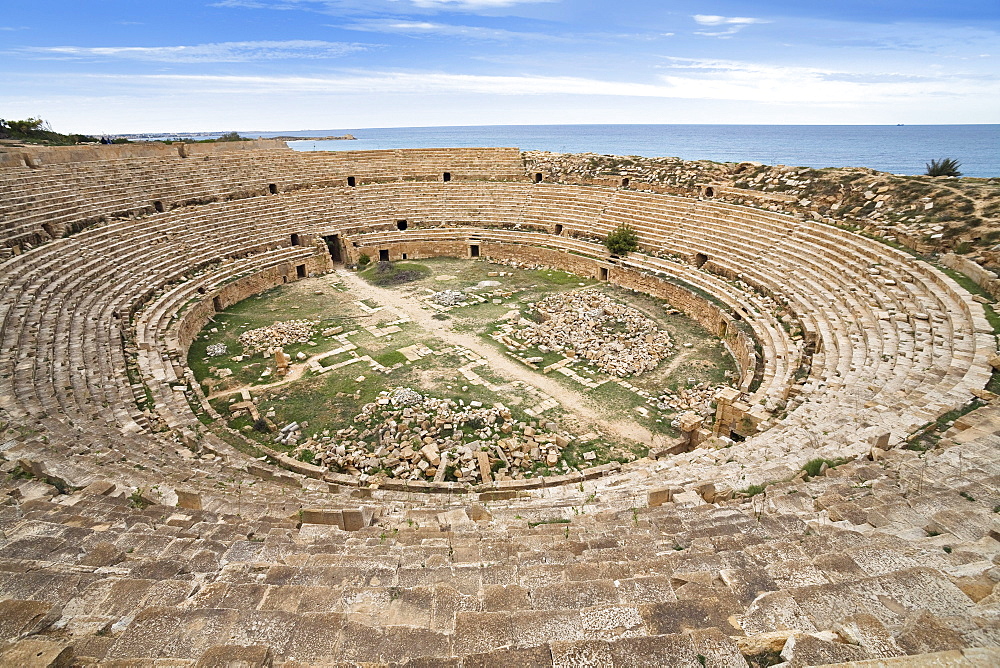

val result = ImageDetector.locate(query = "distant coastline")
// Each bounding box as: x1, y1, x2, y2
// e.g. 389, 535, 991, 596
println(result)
273, 124, 999, 178
273, 134, 356, 141
115, 132, 356, 142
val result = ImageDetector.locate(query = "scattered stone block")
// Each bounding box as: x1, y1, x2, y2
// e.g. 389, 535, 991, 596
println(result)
648, 486, 678, 507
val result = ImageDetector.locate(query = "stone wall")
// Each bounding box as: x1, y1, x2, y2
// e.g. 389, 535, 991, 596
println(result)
175, 246, 331, 350
0, 139, 290, 168
941, 252, 1000, 299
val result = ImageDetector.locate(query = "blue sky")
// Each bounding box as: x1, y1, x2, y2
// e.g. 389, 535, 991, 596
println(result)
2, 1, 998, 133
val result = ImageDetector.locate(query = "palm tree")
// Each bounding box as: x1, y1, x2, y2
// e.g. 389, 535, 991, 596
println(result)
925, 158, 962, 177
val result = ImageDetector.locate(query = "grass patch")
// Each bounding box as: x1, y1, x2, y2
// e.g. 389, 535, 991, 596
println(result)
938, 266, 1000, 335
360, 261, 431, 287
802, 457, 849, 478
528, 518, 571, 528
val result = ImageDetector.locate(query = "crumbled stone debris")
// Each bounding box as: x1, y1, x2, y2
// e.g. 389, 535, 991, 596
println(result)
205, 343, 228, 357
431, 290, 467, 306
656, 384, 720, 415
238, 319, 317, 355
390, 387, 423, 406
508, 289, 672, 377
304, 387, 574, 483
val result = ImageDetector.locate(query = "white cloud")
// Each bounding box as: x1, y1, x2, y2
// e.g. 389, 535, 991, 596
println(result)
654, 57, 996, 103
20, 40, 369, 63
692, 15, 766, 27
340, 19, 552, 40
692, 14, 769, 38
0, 26, 28, 31
407, 0, 554, 8
213, 0, 552, 11
62, 63, 994, 107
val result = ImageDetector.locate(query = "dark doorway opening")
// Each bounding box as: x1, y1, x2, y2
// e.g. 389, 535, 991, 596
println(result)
621, 178, 630, 188
396, 220, 408, 231
554, 224, 563, 235
718, 322, 728, 338
704, 186, 715, 197
153, 200, 165, 213
323, 235, 342, 262
694, 252, 708, 268
296, 264, 307, 278
402, 253, 408, 260
469, 244, 480, 258
268, 183, 278, 195
379, 249, 390, 262
212, 296, 223, 312
443, 172, 451, 182
290, 233, 301, 246
599, 267, 609, 281
534, 173, 543, 183
197, 287, 207, 295
347, 176, 357, 187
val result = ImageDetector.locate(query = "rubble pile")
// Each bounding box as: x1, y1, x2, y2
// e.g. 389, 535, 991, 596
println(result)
237, 319, 317, 355
430, 290, 467, 307
300, 387, 576, 483
205, 343, 228, 357
509, 289, 672, 377
653, 384, 722, 415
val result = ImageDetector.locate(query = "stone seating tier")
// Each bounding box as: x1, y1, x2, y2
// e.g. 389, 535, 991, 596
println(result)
0, 148, 996, 665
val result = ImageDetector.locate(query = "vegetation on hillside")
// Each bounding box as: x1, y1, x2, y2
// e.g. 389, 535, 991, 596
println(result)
925, 158, 963, 178
0, 117, 102, 145
527, 151, 1000, 274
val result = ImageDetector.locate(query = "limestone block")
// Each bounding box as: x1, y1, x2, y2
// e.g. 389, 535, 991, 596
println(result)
420, 443, 441, 466
342, 507, 374, 531
780, 632, 869, 665
734, 631, 794, 656
196, 645, 273, 667
648, 486, 678, 507
82, 479, 116, 496
871, 432, 892, 449
438, 508, 475, 529
0, 638, 73, 668
468, 503, 492, 522
298, 508, 344, 528
476, 451, 493, 483
678, 412, 704, 433
176, 489, 203, 511
0, 599, 61, 642
696, 482, 717, 503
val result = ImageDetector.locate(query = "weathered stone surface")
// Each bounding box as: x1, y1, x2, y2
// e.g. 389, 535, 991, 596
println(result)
0, 599, 61, 641
196, 645, 274, 667
0, 638, 74, 668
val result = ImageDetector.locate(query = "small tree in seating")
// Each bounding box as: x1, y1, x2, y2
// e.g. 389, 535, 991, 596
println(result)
925, 158, 962, 177
605, 225, 639, 256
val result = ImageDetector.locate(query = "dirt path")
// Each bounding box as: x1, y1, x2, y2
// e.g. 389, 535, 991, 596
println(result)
336, 270, 664, 447
208, 362, 310, 400
655, 348, 694, 380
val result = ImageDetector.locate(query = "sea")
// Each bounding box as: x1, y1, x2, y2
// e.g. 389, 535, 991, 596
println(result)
243, 124, 1000, 178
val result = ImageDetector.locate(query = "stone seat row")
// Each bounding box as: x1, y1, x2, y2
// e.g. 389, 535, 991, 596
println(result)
330, 183, 976, 412
0, 441, 996, 664
0, 147, 526, 248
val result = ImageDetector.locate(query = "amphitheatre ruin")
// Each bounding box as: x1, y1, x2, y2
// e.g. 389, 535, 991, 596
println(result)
0, 138, 997, 666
